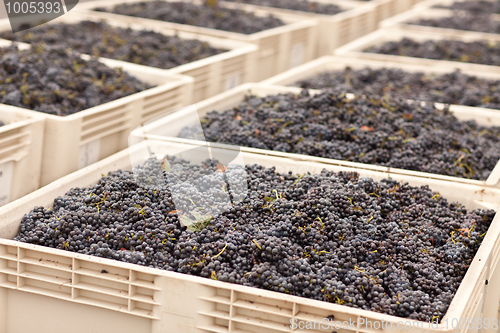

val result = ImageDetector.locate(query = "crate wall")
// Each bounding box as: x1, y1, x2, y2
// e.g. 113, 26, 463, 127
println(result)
0, 106, 44, 207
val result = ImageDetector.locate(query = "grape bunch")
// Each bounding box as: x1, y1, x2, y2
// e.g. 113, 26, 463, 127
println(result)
15, 155, 496, 322
365, 38, 500, 67
222, 0, 343, 15
294, 67, 500, 109
0, 21, 227, 70
96, 1, 285, 34
179, 90, 500, 180
0, 44, 150, 116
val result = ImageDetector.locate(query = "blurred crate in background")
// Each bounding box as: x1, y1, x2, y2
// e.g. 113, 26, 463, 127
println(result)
217, 0, 378, 57
0, 13, 258, 104
78, 0, 318, 81
380, 4, 500, 37
0, 40, 193, 186
334, 27, 500, 73
412, 0, 500, 10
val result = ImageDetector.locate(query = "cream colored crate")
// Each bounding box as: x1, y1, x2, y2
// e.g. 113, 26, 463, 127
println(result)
0, 139, 499, 332
262, 54, 500, 86
370, 0, 413, 24
325, 0, 415, 25
0, 13, 258, 103
77, 0, 318, 82
130, 82, 500, 187
0, 39, 193, 186
381, 6, 500, 34
0, 106, 44, 207
216, 0, 378, 57
413, 0, 500, 10
409, 0, 430, 6
334, 27, 500, 74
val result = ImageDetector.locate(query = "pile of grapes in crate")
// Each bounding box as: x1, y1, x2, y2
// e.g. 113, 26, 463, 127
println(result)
403, 0, 500, 34
294, 67, 500, 109
221, 0, 345, 14
180, 90, 500, 180
12, 152, 495, 322
0, 21, 228, 70
0, 0, 500, 331
365, 38, 500, 66
95, 1, 286, 34
0, 44, 151, 116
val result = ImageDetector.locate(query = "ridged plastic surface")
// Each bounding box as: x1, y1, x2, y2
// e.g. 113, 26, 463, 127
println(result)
0, 140, 499, 333
371, 0, 412, 24
0, 106, 44, 207
212, 0, 378, 57
77, 0, 318, 81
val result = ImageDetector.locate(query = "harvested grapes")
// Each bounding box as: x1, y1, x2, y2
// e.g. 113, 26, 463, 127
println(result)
222, 0, 343, 14
0, 44, 150, 116
95, 1, 284, 34
179, 90, 500, 180
14, 155, 496, 322
0, 21, 227, 70
365, 38, 500, 66
435, 0, 500, 13
293, 67, 500, 109
411, 12, 500, 34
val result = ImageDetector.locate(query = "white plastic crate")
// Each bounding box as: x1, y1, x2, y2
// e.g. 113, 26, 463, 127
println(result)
130, 82, 500, 188
370, 0, 412, 25
0, 12, 258, 103
0, 139, 499, 333
260, 56, 500, 188
262, 54, 500, 86
215, 0, 378, 57
380, 6, 500, 35
334, 27, 500, 74
408, 0, 430, 6
413, 0, 500, 10
0, 39, 194, 186
349, 0, 428, 29
77, 0, 318, 81
0, 106, 44, 207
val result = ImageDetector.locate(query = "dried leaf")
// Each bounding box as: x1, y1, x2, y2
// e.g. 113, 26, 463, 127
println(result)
216, 163, 227, 173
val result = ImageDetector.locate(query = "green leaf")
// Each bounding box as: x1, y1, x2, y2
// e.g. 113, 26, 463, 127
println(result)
264, 196, 276, 203
180, 211, 213, 232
